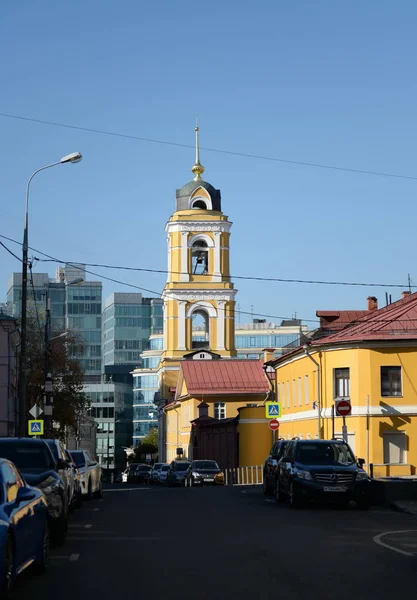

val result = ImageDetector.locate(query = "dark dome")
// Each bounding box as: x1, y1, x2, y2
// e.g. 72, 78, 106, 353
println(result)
175, 179, 221, 212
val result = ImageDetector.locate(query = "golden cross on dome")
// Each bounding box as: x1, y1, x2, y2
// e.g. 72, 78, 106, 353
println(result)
191, 115, 205, 181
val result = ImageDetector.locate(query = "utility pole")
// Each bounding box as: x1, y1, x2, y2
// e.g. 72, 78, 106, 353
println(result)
43, 291, 53, 438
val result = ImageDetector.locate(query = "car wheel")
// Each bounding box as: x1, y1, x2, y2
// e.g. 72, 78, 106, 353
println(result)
33, 525, 50, 575
289, 482, 301, 509
93, 478, 103, 499
1, 534, 15, 599
85, 480, 92, 501
274, 479, 285, 503
263, 474, 272, 496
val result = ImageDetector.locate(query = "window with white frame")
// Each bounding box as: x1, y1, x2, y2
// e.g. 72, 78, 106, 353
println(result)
286, 381, 290, 408
334, 368, 350, 399
298, 378, 302, 406
214, 402, 226, 420
292, 380, 297, 407
304, 375, 309, 404
381, 366, 402, 397
383, 432, 406, 464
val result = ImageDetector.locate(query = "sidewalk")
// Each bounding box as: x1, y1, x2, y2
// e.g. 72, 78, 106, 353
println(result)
390, 500, 417, 516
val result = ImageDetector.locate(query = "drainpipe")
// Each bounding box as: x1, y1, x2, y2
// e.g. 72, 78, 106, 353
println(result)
303, 345, 321, 439
262, 364, 275, 404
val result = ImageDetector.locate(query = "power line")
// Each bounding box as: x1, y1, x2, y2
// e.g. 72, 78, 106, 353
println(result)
0, 240, 22, 262
1, 111, 416, 182
29, 263, 44, 342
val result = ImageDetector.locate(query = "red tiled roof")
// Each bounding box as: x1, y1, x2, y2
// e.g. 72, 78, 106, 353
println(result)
313, 292, 417, 344
180, 360, 269, 396
316, 310, 369, 331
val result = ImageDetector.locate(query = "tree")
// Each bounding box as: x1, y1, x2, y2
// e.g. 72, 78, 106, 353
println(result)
130, 427, 158, 462
26, 313, 88, 441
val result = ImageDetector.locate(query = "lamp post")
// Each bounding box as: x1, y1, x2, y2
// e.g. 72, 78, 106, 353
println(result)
18, 153, 82, 437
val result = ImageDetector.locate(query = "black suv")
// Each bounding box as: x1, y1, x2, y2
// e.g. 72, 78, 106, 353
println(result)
263, 439, 288, 496
167, 461, 191, 486
0, 438, 68, 543
45, 439, 75, 511
275, 439, 371, 509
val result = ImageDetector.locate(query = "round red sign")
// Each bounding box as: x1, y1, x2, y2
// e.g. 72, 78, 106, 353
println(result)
336, 400, 352, 417
269, 419, 280, 431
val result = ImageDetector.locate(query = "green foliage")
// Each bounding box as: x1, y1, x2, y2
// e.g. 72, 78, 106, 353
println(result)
130, 427, 158, 461
26, 315, 88, 441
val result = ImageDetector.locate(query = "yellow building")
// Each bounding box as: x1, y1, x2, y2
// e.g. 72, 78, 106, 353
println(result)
164, 353, 269, 462
266, 292, 417, 478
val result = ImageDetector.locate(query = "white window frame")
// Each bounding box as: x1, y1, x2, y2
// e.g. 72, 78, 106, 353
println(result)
214, 402, 226, 420
381, 366, 402, 397
304, 375, 309, 405
298, 377, 302, 406
334, 368, 350, 399
383, 431, 406, 465
292, 380, 297, 407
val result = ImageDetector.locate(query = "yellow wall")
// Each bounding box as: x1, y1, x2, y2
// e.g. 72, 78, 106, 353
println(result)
238, 406, 274, 467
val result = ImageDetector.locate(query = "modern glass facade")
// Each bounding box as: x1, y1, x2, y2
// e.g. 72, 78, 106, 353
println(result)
6, 266, 102, 380
83, 382, 133, 470
102, 294, 163, 367
132, 372, 159, 442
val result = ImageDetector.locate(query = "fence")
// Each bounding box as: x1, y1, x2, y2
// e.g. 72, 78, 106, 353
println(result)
225, 465, 263, 486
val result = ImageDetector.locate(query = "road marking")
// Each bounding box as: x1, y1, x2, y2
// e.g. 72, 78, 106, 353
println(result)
264, 499, 275, 504
373, 529, 417, 557
69, 554, 80, 562
402, 543, 417, 548
85, 524, 92, 529
94, 508, 99, 511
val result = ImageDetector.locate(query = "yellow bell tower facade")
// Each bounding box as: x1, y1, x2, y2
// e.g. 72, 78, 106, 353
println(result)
160, 128, 236, 393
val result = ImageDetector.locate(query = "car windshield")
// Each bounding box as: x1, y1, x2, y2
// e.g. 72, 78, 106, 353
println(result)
296, 443, 356, 466
0, 442, 53, 470
45, 440, 59, 461
193, 461, 219, 470
137, 466, 151, 471
175, 462, 190, 471
161, 466, 169, 472
70, 452, 86, 467
153, 464, 162, 471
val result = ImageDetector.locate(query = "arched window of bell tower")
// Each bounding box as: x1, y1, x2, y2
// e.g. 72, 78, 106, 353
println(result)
192, 310, 209, 349
192, 240, 209, 275
191, 198, 207, 210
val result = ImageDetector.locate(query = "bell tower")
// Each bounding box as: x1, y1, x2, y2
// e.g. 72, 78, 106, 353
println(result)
162, 127, 237, 360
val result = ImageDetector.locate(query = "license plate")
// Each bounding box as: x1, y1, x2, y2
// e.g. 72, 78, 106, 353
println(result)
324, 486, 347, 492
205, 478, 214, 482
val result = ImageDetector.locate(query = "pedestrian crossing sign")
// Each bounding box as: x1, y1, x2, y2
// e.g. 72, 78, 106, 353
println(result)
265, 402, 281, 419
28, 420, 44, 436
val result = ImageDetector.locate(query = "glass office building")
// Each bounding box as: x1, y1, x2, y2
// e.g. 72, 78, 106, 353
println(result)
6, 265, 102, 381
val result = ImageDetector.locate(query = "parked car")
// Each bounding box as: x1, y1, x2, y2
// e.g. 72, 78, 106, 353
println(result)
65, 450, 82, 509
157, 464, 170, 485
135, 464, 151, 484
184, 460, 225, 486
0, 458, 49, 597
167, 461, 191, 487
275, 439, 371, 509
149, 463, 163, 484
263, 439, 288, 496
44, 439, 75, 511
69, 450, 102, 499
0, 438, 68, 544
122, 463, 140, 484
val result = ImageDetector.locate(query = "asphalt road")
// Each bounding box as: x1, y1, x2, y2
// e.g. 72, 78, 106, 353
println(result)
15, 484, 417, 600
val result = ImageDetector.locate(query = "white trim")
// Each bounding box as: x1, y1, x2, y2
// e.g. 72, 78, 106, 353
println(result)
177, 301, 186, 350
186, 301, 217, 319
165, 221, 232, 234
240, 418, 269, 424
217, 300, 225, 350
180, 232, 189, 282
213, 231, 222, 283
188, 233, 214, 248
189, 192, 213, 211
163, 289, 237, 302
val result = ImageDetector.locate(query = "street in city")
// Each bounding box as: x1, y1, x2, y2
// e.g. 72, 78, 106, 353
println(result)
14, 484, 417, 600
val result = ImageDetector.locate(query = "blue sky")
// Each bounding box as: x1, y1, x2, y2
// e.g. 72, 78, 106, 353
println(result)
1, 0, 416, 326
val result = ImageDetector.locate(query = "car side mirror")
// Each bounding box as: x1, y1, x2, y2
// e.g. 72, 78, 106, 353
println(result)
357, 458, 365, 467
16, 486, 36, 502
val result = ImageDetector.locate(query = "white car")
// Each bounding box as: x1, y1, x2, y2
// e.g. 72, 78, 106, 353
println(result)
157, 464, 170, 485
69, 450, 103, 499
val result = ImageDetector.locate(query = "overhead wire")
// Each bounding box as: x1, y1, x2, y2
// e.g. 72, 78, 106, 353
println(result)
28, 262, 44, 342
1, 112, 417, 181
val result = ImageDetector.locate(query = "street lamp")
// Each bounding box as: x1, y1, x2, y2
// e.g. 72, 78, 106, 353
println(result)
18, 152, 82, 437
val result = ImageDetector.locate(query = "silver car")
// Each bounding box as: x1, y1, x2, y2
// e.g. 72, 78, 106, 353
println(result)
69, 450, 103, 499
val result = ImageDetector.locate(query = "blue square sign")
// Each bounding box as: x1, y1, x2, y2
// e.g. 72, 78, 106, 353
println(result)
265, 402, 281, 419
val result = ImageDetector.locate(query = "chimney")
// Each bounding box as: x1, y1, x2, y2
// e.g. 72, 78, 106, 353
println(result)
402, 291, 411, 299
263, 348, 275, 363
197, 401, 209, 418
367, 296, 378, 311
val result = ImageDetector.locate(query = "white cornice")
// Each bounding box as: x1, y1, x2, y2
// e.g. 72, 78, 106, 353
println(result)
162, 289, 237, 302
279, 404, 417, 422
165, 221, 232, 234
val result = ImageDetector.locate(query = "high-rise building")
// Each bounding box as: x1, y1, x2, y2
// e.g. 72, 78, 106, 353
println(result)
7, 265, 102, 382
